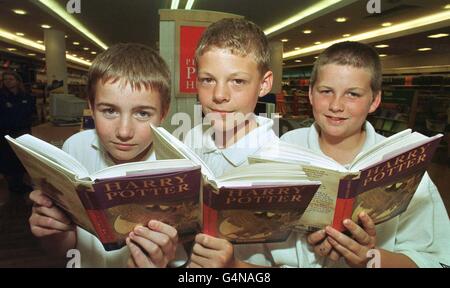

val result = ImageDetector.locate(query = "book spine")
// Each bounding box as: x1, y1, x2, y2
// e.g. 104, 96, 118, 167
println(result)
333, 178, 358, 232
202, 185, 218, 237
76, 186, 119, 247
85, 210, 118, 246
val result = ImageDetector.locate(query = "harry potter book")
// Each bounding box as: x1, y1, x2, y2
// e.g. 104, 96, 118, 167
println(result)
150, 125, 321, 244
5, 134, 202, 251
249, 129, 442, 232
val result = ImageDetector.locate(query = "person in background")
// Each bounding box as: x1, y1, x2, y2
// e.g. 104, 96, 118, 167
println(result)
0, 71, 35, 196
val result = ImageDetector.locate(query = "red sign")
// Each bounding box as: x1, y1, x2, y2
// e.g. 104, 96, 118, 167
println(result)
179, 25, 206, 94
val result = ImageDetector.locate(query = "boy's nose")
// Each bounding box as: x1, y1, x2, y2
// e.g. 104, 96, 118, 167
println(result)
328, 95, 345, 112
116, 117, 134, 140
212, 82, 230, 103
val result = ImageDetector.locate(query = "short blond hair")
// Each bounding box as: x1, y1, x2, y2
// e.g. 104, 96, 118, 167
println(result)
87, 43, 171, 112
311, 41, 382, 94
195, 18, 271, 75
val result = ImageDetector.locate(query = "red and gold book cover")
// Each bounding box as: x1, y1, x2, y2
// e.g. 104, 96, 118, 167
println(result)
76, 167, 202, 251
203, 183, 320, 244
333, 136, 441, 231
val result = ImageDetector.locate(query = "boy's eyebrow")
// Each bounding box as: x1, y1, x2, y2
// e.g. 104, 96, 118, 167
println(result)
96, 102, 157, 111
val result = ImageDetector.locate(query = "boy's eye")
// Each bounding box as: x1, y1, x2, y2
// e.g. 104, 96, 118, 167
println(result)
232, 79, 246, 85
135, 111, 152, 120
102, 108, 118, 118
320, 90, 332, 95
199, 78, 214, 85
347, 92, 361, 97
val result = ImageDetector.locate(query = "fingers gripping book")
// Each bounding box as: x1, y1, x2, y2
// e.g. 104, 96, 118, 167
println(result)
249, 129, 443, 232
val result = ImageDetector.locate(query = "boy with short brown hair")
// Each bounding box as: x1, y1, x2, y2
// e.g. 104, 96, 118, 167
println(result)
29, 43, 184, 267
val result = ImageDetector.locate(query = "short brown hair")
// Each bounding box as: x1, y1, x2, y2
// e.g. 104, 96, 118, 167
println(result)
195, 18, 271, 75
87, 43, 171, 112
310, 41, 382, 94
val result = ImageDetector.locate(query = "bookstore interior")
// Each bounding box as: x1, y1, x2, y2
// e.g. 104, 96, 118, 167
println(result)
0, 0, 449, 268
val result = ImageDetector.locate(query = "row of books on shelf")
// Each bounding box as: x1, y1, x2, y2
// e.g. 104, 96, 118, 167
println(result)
5, 126, 443, 251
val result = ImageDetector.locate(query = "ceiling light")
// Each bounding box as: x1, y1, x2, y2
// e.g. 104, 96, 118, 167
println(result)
375, 44, 389, 48
314, 56, 318, 59
379, 54, 387, 57
264, 0, 343, 36
185, 0, 195, 10
37, 0, 108, 50
12, 9, 27, 15
91, 51, 97, 55
428, 33, 449, 38
295, 60, 302, 62
0, 26, 91, 67
41, 24, 51, 29
417, 47, 432, 51
335, 17, 347, 23
27, 53, 36, 56
283, 10, 450, 59
16, 32, 25, 36
170, 0, 180, 9
445, 4, 450, 9
73, 41, 80, 45
281, 39, 289, 42
294, 47, 301, 50
381, 22, 392, 27
65, 35, 68, 38
342, 33, 351, 37
303, 30, 312, 34
314, 41, 321, 45
83, 47, 89, 50
7, 48, 17, 51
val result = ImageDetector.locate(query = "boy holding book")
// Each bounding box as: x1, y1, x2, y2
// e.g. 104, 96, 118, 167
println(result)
183, 18, 279, 268
277, 41, 450, 267
28, 43, 184, 267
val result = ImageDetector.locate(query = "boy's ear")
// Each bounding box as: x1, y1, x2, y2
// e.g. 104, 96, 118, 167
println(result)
369, 91, 382, 113
308, 86, 313, 105
258, 70, 273, 98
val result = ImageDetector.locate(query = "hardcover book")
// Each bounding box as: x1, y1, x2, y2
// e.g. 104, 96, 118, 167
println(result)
150, 125, 321, 244
249, 129, 442, 232
6, 134, 202, 251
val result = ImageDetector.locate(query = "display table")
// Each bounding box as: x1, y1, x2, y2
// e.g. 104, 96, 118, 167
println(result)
31, 122, 81, 148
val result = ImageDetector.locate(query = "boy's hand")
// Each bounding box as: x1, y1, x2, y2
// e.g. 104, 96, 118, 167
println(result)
188, 233, 236, 268
307, 230, 341, 262
29, 190, 75, 237
324, 212, 377, 268
126, 220, 178, 268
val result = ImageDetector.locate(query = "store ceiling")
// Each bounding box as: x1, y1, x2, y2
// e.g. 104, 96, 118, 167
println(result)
0, 0, 449, 70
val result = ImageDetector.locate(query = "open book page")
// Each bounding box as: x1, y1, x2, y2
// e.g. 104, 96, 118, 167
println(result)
151, 124, 215, 180
91, 159, 198, 179
7, 134, 89, 179
249, 141, 344, 171
6, 135, 96, 234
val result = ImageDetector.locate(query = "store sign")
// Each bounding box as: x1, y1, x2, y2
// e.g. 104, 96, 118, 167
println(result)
179, 25, 206, 94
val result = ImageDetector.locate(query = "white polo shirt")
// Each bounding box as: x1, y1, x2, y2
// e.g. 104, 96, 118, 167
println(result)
273, 121, 450, 268
62, 129, 187, 267
184, 115, 279, 177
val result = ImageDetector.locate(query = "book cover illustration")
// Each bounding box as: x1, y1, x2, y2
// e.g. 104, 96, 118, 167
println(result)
203, 183, 320, 244
76, 168, 202, 250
